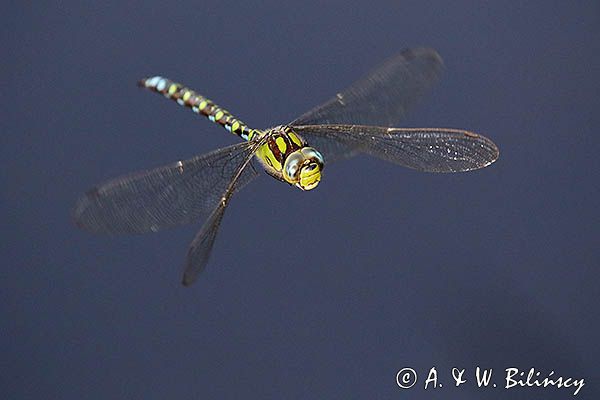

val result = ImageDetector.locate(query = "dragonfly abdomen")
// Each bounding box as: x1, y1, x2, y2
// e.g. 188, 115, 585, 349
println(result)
139, 76, 261, 141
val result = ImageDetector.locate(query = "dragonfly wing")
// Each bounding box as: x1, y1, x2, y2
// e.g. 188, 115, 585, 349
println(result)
289, 48, 444, 162
182, 139, 263, 286
290, 48, 443, 127
293, 125, 499, 172
182, 201, 226, 286
73, 141, 261, 234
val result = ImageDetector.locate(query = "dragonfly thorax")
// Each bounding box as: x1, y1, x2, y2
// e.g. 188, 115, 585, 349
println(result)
256, 126, 324, 191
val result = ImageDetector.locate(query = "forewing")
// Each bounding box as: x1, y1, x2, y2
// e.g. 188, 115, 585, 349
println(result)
73, 141, 260, 234
294, 125, 499, 172
290, 48, 444, 127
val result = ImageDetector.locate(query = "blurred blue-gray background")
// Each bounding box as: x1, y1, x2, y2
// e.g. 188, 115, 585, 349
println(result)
2, 1, 598, 399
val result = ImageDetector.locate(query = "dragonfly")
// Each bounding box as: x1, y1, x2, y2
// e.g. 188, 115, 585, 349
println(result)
73, 47, 499, 286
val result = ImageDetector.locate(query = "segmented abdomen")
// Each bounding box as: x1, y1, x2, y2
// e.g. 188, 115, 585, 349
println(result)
139, 76, 260, 141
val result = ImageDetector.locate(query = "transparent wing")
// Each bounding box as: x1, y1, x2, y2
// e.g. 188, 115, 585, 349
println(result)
290, 47, 444, 127
182, 140, 262, 286
72, 141, 261, 234
182, 202, 227, 286
293, 125, 499, 172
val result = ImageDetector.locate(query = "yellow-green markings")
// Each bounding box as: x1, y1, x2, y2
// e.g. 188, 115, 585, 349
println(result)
275, 137, 287, 154
142, 76, 255, 142
256, 142, 282, 170
168, 84, 179, 95
288, 132, 303, 147
247, 129, 261, 141
299, 165, 321, 189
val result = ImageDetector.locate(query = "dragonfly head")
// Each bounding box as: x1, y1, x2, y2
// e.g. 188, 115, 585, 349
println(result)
282, 147, 324, 191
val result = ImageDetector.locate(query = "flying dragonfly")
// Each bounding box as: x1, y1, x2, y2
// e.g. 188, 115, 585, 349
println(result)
73, 47, 499, 286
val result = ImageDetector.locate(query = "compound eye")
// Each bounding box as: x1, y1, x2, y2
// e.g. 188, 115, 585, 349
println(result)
283, 152, 303, 183
301, 147, 324, 166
